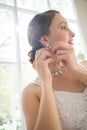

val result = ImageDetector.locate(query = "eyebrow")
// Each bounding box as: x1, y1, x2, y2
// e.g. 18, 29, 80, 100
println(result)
57, 21, 68, 27
59, 21, 68, 25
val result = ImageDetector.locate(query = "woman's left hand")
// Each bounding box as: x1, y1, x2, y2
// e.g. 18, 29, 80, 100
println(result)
51, 41, 78, 73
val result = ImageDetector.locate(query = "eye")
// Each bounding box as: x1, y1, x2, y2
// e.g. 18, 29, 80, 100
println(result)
61, 25, 69, 31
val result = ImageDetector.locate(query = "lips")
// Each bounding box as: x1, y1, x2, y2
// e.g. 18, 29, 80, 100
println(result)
68, 39, 74, 45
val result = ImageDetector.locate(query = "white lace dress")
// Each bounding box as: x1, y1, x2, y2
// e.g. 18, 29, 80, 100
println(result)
32, 77, 87, 130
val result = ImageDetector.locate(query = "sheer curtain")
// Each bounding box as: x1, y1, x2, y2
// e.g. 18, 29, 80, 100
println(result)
0, 0, 86, 130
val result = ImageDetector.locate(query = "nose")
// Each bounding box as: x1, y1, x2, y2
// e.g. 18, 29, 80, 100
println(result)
70, 29, 75, 37
72, 31, 75, 37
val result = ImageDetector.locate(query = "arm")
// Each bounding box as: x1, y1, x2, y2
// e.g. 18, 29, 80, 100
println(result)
72, 60, 87, 86
34, 80, 62, 130
51, 42, 87, 86
22, 84, 40, 130
22, 83, 62, 130
22, 48, 62, 130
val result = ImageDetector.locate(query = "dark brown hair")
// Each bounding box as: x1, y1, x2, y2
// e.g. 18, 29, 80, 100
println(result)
27, 10, 60, 63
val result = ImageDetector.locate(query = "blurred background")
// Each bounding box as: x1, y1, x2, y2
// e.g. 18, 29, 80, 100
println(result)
0, 0, 87, 130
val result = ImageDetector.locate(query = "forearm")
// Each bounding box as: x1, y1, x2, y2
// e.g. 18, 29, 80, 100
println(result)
73, 63, 87, 86
34, 80, 62, 130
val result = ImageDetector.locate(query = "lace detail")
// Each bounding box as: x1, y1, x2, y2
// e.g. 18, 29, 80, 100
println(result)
54, 89, 87, 130
32, 77, 87, 130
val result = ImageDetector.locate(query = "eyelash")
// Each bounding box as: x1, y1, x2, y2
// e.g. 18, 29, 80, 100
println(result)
61, 26, 69, 31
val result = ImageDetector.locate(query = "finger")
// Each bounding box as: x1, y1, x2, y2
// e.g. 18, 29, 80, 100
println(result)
51, 43, 71, 53
44, 57, 55, 66
52, 44, 68, 52
33, 56, 54, 71
51, 41, 64, 48
56, 54, 67, 64
35, 47, 49, 54
35, 50, 51, 61
56, 50, 67, 56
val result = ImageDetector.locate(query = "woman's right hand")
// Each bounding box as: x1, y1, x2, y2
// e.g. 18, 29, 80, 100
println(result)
33, 48, 53, 82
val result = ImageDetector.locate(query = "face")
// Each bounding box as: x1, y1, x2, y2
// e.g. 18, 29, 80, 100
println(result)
47, 13, 75, 45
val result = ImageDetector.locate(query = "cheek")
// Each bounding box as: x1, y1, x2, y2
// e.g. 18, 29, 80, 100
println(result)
48, 31, 69, 44
58, 33, 69, 43
48, 33, 60, 44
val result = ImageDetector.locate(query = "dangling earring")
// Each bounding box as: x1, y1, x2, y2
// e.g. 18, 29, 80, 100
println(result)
46, 43, 50, 48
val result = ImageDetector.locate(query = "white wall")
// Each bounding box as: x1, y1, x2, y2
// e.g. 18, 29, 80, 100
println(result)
72, 0, 87, 58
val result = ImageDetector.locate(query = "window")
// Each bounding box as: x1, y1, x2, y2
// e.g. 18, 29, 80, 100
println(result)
0, 0, 86, 130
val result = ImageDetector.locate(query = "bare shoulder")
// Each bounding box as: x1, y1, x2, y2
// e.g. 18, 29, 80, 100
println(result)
22, 83, 41, 101
21, 83, 41, 130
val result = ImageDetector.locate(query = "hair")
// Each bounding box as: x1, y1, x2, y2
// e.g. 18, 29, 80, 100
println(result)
27, 10, 60, 63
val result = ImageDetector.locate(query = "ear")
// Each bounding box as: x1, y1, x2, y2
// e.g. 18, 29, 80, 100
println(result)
39, 36, 49, 46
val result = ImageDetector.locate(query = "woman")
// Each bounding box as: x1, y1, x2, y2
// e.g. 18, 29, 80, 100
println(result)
22, 10, 87, 130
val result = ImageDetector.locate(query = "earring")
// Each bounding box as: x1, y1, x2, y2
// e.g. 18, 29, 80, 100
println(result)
46, 43, 50, 48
